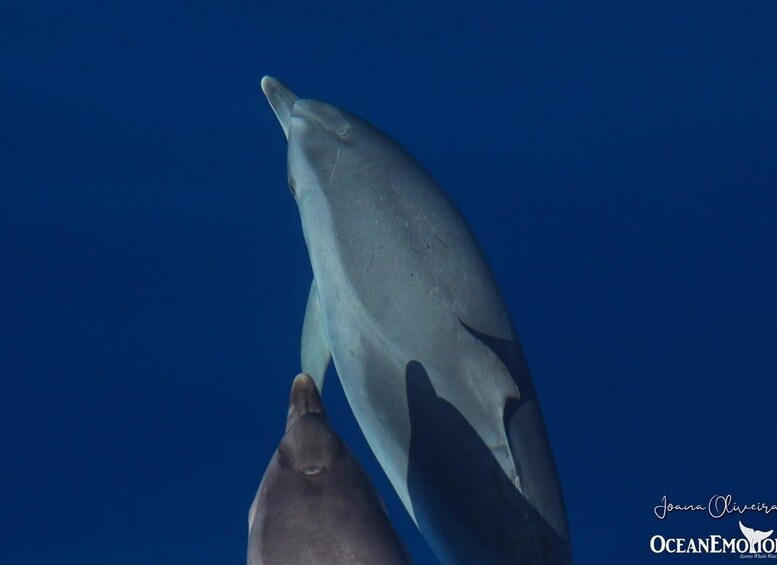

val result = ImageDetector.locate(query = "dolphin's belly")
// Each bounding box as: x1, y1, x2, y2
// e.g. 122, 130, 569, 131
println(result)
318, 275, 569, 564
315, 252, 521, 523
330, 170, 515, 356
318, 272, 418, 516
300, 176, 522, 474
298, 159, 568, 563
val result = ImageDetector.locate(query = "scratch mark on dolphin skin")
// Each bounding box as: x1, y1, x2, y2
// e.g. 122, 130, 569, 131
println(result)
366, 244, 375, 274
328, 148, 341, 189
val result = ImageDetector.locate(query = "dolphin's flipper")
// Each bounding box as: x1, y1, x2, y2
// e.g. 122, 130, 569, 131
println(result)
301, 279, 331, 390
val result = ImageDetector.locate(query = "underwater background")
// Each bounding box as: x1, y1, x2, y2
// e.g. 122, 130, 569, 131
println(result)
2, 1, 776, 563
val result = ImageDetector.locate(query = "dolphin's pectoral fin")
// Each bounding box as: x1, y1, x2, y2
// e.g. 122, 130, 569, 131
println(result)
301, 279, 331, 390
459, 319, 534, 403
460, 320, 570, 544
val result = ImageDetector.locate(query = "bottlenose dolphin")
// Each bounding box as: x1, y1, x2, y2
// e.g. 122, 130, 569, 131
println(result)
261, 76, 570, 564
247, 373, 410, 565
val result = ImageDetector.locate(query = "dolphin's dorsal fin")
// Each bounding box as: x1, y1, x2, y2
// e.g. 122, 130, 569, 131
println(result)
301, 279, 331, 390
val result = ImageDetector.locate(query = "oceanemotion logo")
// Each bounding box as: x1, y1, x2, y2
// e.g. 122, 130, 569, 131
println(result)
650, 494, 777, 557
650, 521, 777, 557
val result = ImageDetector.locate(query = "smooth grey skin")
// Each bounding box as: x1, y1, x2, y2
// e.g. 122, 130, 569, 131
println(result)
261, 76, 571, 564
247, 373, 410, 565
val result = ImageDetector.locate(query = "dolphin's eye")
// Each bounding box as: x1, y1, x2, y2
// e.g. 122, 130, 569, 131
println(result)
288, 180, 296, 196
301, 465, 325, 478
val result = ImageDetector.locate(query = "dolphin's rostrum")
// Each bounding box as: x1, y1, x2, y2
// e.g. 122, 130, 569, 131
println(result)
261, 76, 571, 564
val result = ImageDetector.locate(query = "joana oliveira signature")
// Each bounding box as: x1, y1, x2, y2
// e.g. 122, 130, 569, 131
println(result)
654, 495, 777, 520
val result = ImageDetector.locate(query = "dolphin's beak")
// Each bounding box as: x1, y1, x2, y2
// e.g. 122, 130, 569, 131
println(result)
286, 373, 325, 430
261, 76, 298, 140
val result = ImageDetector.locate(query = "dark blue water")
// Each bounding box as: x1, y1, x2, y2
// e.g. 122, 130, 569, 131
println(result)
2, 1, 776, 563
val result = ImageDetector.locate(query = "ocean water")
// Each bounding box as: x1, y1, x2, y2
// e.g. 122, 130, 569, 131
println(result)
2, 1, 776, 563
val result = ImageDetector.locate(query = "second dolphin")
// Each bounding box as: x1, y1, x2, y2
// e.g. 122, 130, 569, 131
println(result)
248, 373, 410, 565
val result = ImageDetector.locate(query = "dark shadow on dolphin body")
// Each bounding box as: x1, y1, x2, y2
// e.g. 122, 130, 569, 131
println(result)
461, 321, 569, 546
405, 360, 571, 565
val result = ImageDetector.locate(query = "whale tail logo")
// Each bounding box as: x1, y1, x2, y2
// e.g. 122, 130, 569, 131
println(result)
739, 521, 774, 553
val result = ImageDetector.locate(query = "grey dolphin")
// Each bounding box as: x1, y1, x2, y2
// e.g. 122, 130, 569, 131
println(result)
247, 373, 410, 565
261, 76, 570, 564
